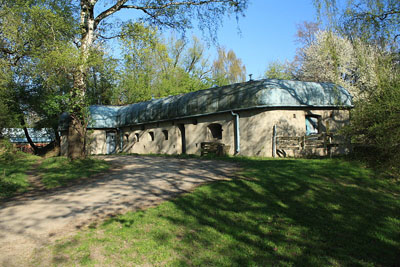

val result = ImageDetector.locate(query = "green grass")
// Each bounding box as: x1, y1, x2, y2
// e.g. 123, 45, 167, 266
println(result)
39, 157, 400, 266
38, 157, 110, 188
0, 152, 110, 198
0, 152, 41, 198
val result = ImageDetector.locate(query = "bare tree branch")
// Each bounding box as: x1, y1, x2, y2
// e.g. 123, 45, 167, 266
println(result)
94, 0, 238, 29
98, 34, 123, 40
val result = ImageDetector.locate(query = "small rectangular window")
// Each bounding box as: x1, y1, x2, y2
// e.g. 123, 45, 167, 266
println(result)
162, 130, 168, 140
149, 131, 154, 141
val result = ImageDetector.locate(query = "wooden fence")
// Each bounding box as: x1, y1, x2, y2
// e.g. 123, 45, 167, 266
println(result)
275, 133, 337, 157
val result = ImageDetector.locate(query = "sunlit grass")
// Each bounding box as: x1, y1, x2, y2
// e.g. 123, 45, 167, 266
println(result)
40, 157, 400, 266
39, 157, 110, 188
0, 152, 40, 198
0, 152, 110, 198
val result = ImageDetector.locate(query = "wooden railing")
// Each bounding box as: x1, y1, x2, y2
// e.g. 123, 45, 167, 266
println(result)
275, 133, 337, 156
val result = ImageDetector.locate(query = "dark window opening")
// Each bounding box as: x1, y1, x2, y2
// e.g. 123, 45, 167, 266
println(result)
162, 130, 168, 140
135, 133, 140, 142
208, 123, 223, 140
124, 134, 129, 143
149, 131, 154, 141
305, 115, 320, 135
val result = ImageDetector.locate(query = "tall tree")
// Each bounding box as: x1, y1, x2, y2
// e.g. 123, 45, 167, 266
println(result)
0, 0, 77, 150
212, 47, 246, 86
117, 24, 212, 104
264, 60, 295, 80
313, 0, 400, 176
65, 0, 248, 159
297, 30, 384, 99
313, 0, 399, 47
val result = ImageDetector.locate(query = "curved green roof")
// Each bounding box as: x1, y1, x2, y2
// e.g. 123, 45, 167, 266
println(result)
60, 79, 353, 129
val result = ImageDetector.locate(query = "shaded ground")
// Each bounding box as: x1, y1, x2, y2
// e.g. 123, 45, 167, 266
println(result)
0, 155, 238, 266
31, 158, 400, 266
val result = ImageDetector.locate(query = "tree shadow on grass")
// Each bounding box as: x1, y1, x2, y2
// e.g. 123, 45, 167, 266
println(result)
0, 153, 39, 198
35, 156, 399, 266
38, 157, 110, 189
163, 158, 400, 266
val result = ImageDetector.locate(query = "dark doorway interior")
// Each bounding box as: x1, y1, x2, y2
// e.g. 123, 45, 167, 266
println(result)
106, 131, 116, 154
178, 124, 186, 154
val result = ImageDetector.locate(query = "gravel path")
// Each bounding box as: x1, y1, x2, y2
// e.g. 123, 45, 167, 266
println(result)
0, 155, 238, 266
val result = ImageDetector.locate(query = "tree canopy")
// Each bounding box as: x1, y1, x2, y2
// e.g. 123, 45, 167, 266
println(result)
308, 0, 400, 176
0, 0, 249, 159
212, 47, 247, 86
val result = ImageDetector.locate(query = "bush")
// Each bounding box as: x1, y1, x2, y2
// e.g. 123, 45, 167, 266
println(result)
0, 138, 17, 162
345, 77, 400, 178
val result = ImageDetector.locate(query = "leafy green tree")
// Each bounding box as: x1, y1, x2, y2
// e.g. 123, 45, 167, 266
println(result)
345, 73, 400, 176
0, 0, 77, 151
212, 47, 246, 86
312, 0, 400, 176
313, 0, 399, 47
116, 23, 167, 103
65, 0, 248, 159
264, 60, 295, 80
116, 25, 212, 104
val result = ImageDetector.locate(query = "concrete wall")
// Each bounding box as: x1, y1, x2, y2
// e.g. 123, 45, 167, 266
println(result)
87, 129, 108, 155
60, 108, 350, 157
121, 122, 181, 155
237, 108, 350, 157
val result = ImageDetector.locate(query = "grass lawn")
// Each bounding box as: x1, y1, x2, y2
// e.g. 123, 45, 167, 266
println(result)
0, 152, 41, 198
37, 157, 400, 266
38, 156, 110, 189
0, 152, 110, 198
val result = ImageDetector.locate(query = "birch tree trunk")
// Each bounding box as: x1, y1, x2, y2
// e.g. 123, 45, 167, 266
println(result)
67, 0, 96, 159
66, 0, 247, 159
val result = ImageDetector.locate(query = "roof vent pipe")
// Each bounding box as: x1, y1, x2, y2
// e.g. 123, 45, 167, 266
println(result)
249, 74, 253, 81
231, 111, 240, 154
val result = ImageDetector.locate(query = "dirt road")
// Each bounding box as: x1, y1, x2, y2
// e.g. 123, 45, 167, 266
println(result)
0, 155, 238, 266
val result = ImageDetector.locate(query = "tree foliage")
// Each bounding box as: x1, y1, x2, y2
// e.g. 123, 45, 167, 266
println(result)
115, 24, 213, 104
311, 0, 400, 176
60, 0, 249, 159
1, 0, 249, 159
297, 30, 385, 99
345, 74, 400, 177
264, 60, 295, 80
0, 0, 78, 142
212, 47, 246, 86
314, 0, 399, 47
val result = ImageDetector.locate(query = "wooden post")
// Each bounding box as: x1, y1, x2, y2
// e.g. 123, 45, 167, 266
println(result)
272, 125, 276, 158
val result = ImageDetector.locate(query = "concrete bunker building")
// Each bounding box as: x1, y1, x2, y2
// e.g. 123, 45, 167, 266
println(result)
60, 79, 353, 157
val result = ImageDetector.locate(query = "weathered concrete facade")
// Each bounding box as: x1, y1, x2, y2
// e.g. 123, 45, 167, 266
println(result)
60, 79, 353, 157
76, 108, 349, 157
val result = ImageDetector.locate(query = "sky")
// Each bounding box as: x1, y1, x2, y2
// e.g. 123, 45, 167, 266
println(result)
209, 0, 317, 78
105, 0, 318, 79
